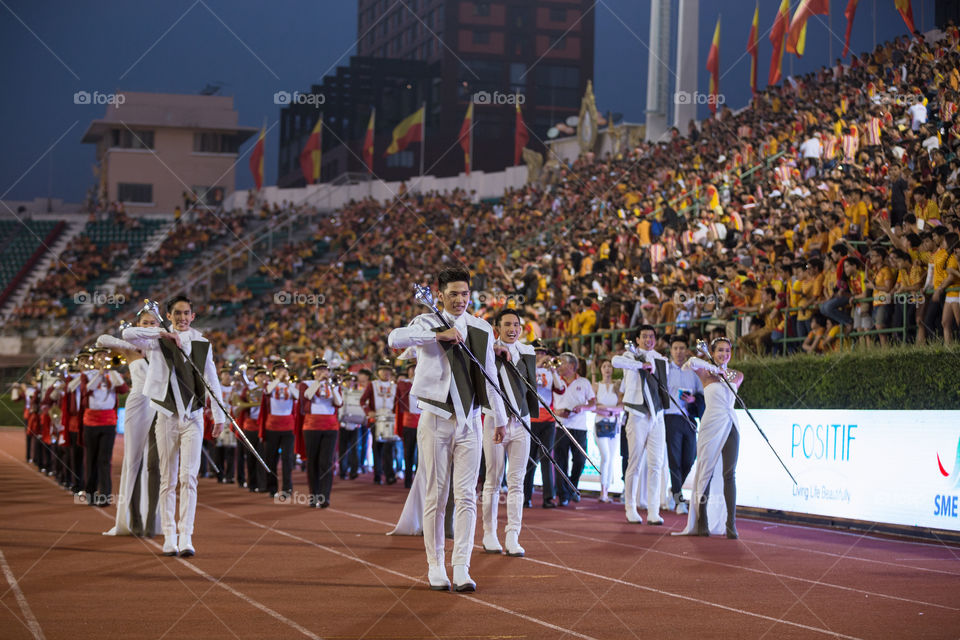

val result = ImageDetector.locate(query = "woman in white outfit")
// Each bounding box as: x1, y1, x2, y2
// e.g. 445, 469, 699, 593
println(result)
102, 310, 161, 537
673, 338, 742, 539
591, 360, 622, 503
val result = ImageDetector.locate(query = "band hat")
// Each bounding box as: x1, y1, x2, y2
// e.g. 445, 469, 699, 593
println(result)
309, 359, 329, 371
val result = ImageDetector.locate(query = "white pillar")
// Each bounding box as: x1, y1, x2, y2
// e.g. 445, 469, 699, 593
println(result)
644, 0, 672, 143
673, 0, 700, 135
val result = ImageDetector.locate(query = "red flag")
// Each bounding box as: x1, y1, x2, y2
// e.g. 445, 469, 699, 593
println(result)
249, 126, 265, 191
706, 16, 721, 115
843, 0, 859, 57
514, 103, 529, 166
458, 102, 473, 175
747, 4, 759, 95
769, 0, 790, 86
787, 0, 830, 57
362, 109, 375, 173
299, 116, 322, 185
895, 0, 916, 35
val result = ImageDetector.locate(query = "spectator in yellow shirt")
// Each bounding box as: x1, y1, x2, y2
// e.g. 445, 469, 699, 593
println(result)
867, 247, 895, 346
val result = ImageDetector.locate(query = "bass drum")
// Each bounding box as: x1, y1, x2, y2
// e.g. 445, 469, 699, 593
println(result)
374, 409, 400, 442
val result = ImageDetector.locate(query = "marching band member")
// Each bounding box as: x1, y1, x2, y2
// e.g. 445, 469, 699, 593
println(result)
122, 295, 226, 557
63, 357, 88, 493
524, 343, 565, 508
10, 376, 34, 463
99, 310, 161, 535
388, 266, 507, 593
81, 348, 130, 507
296, 359, 342, 508
674, 338, 743, 538
481, 309, 538, 557
361, 360, 398, 485
258, 360, 299, 498
394, 359, 421, 489
213, 366, 237, 484
612, 325, 670, 525
338, 372, 365, 480
238, 365, 268, 492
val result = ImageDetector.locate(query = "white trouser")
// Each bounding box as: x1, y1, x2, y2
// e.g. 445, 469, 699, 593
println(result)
110, 392, 156, 535
156, 410, 203, 539
417, 410, 482, 569
594, 431, 617, 491
481, 414, 531, 538
623, 410, 665, 519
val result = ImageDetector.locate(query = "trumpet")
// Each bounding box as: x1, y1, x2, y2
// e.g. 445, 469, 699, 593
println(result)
543, 356, 563, 369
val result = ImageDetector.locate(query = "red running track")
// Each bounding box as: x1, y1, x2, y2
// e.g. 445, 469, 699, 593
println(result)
0, 427, 958, 640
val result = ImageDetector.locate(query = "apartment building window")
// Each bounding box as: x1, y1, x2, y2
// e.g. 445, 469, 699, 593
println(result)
110, 128, 154, 150
117, 183, 153, 203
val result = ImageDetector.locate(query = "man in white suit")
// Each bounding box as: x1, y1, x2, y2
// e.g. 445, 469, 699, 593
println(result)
123, 295, 225, 557
612, 325, 670, 525
388, 267, 507, 592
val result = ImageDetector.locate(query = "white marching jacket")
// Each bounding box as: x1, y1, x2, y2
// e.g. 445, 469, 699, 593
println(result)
122, 326, 225, 422
388, 311, 507, 428
612, 349, 665, 416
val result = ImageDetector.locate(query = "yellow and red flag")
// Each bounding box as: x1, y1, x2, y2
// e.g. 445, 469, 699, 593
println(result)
895, 0, 916, 35
787, 0, 830, 57
384, 106, 424, 156
362, 109, 375, 172
843, 0, 859, 57
747, 4, 759, 95
706, 16, 721, 115
769, 0, 790, 86
458, 102, 473, 174
249, 125, 265, 191
514, 102, 529, 166
299, 115, 323, 185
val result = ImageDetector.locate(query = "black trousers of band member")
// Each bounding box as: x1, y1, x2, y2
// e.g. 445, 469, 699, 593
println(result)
402, 427, 418, 488
304, 430, 338, 506
84, 424, 116, 506
242, 429, 265, 492
215, 445, 236, 482
33, 435, 49, 471
372, 439, 396, 483
129, 421, 161, 536
524, 420, 556, 503
236, 441, 246, 487
199, 440, 215, 477
338, 428, 359, 479
665, 414, 697, 498
554, 428, 588, 502
67, 431, 84, 492
263, 430, 294, 495
26, 428, 33, 462
359, 425, 371, 470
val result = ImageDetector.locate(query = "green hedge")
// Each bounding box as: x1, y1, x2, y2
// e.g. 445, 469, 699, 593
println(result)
0, 393, 26, 428
734, 345, 960, 410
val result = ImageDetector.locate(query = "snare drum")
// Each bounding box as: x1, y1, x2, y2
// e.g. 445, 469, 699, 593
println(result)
374, 409, 400, 442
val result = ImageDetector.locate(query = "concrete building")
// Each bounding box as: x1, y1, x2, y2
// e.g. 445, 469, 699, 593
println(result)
81, 92, 258, 214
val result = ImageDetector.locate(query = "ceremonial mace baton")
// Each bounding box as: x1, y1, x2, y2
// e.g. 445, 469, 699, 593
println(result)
695, 339, 797, 486
413, 284, 582, 498
142, 300, 272, 476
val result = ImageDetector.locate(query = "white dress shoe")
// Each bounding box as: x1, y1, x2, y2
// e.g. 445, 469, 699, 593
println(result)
482, 532, 502, 553
504, 531, 525, 557
162, 535, 179, 556
625, 508, 643, 524
427, 566, 450, 591
452, 565, 476, 592
178, 534, 195, 557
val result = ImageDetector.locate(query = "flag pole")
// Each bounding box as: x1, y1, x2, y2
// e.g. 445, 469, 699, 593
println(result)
419, 102, 425, 178
469, 103, 474, 177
